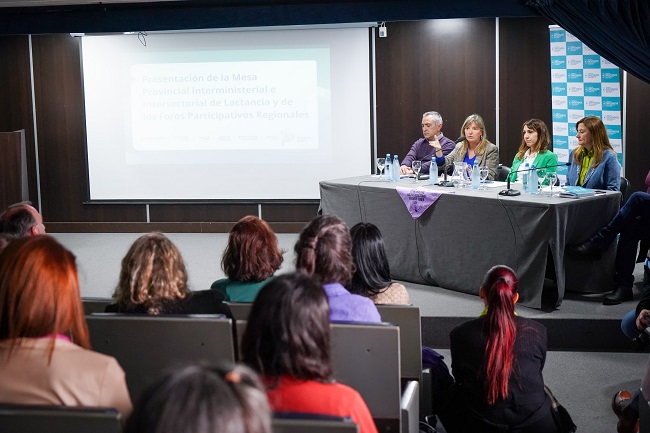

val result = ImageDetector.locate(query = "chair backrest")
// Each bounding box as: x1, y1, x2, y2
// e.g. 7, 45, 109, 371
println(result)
272, 417, 359, 433
87, 313, 236, 402
496, 164, 510, 182
330, 322, 401, 433
0, 404, 121, 433
376, 304, 422, 382
82, 297, 113, 315
226, 302, 253, 321
400, 381, 419, 433
620, 176, 630, 205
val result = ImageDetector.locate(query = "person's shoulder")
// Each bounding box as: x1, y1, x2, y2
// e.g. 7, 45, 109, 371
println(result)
188, 289, 227, 304
516, 316, 546, 332
451, 316, 483, 336
210, 278, 229, 290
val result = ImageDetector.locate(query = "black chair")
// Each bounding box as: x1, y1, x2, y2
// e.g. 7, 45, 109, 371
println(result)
0, 404, 121, 433
620, 176, 631, 206
496, 164, 510, 182
82, 297, 113, 315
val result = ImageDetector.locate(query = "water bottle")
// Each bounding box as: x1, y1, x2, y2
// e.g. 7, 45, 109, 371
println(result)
429, 157, 438, 185
522, 163, 530, 192
528, 164, 538, 194
471, 161, 480, 189
384, 153, 391, 181
392, 155, 400, 182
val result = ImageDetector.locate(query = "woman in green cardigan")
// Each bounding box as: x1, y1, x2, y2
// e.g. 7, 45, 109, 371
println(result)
509, 119, 558, 183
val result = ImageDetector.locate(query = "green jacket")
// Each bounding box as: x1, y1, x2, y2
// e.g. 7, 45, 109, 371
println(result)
509, 150, 558, 182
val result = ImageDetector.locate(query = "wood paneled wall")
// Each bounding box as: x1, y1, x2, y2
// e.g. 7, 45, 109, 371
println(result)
1, 18, 648, 232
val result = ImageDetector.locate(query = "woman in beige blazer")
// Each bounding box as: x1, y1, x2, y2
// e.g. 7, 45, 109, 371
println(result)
0, 235, 132, 416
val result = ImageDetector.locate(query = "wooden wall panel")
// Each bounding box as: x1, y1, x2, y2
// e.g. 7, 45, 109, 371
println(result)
498, 17, 553, 167
375, 19, 497, 163
624, 74, 650, 193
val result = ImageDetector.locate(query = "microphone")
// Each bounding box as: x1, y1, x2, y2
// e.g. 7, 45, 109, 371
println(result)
498, 161, 571, 197
455, 135, 466, 143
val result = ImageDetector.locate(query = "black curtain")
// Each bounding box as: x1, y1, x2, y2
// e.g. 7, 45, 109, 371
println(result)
527, 0, 650, 84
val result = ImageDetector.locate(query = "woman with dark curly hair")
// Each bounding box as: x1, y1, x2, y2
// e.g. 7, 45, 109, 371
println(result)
211, 216, 283, 302
241, 272, 377, 433
107, 232, 231, 317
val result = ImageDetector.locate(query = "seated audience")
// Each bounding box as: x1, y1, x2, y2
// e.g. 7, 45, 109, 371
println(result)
567, 191, 650, 305
349, 222, 409, 304
211, 216, 283, 302
0, 233, 17, 254
0, 201, 46, 236
0, 235, 131, 415
400, 111, 455, 176
566, 115, 620, 191
125, 362, 271, 433
433, 113, 499, 180
241, 273, 378, 433
438, 265, 558, 433
509, 119, 558, 183
294, 214, 380, 323
106, 232, 231, 317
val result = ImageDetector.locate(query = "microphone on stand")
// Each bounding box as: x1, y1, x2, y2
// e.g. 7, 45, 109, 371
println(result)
498, 161, 571, 197
455, 135, 466, 144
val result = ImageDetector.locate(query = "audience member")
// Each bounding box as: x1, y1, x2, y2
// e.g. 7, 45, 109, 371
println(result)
211, 216, 283, 302
509, 119, 558, 183
433, 113, 499, 180
567, 191, 650, 305
241, 273, 378, 433
438, 265, 558, 433
0, 235, 131, 415
566, 115, 620, 191
400, 111, 455, 176
125, 362, 271, 433
294, 214, 380, 323
0, 233, 17, 255
349, 222, 409, 304
0, 201, 46, 236
106, 232, 232, 316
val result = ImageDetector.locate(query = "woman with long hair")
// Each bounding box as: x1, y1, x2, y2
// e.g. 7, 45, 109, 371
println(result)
439, 266, 558, 433
566, 115, 620, 190
294, 214, 380, 323
211, 216, 283, 302
241, 272, 377, 433
0, 236, 131, 415
508, 119, 558, 183
125, 362, 272, 433
349, 222, 409, 304
107, 232, 231, 316
432, 113, 500, 180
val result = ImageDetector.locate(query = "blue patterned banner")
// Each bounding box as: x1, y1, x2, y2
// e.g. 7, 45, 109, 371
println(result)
549, 28, 622, 179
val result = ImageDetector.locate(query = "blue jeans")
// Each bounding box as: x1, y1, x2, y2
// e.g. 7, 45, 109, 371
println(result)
622, 309, 639, 340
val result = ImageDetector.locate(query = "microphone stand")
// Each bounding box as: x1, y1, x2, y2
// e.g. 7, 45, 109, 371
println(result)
438, 159, 454, 187
498, 161, 570, 197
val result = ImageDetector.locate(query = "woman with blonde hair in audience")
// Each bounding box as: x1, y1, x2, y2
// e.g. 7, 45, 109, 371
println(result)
439, 265, 558, 433
349, 222, 409, 305
211, 215, 283, 302
241, 272, 378, 433
107, 232, 231, 316
0, 235, 132, 415
294, 214, 380, 323
433, 113, 500, 180
125, 362, 271, 433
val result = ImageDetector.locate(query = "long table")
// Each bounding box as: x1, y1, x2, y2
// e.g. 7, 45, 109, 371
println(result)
319, 176, 621, 308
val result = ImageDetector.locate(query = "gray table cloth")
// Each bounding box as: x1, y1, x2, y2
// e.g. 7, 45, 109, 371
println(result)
319, 176, 621, 308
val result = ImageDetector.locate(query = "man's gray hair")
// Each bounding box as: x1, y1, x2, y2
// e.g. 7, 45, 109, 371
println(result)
422, 111, 443, 126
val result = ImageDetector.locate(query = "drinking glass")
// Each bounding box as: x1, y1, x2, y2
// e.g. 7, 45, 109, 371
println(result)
462, 164, 472, 188
479, 167, 489, 190
546, 172, 558, 196
536, 168, 546, 193
412, 160, 422, 183
452, 162, 466, 188
376, 157, 385, 177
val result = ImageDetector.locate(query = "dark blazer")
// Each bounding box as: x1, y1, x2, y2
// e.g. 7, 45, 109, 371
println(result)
441, 316, 555, 432
105, 289, 232, 318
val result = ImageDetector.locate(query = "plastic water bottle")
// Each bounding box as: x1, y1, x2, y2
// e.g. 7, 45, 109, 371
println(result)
528, 164, 538, 194
384, 153, 391, 181
522, 163, 530, 192
392, 155, 400, 182
429, 157, 438, 185
471, 161, 480, 189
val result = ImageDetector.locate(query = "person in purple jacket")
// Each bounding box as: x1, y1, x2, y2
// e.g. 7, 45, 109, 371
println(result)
400, 111, 456, 176
294, 214, 381, 323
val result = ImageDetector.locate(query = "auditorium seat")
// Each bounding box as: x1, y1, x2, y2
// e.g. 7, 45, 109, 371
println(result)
0, 404, 121, 433
225, 302, 253, 321
82, 297, 112, 315
273, 413, 359, 433
620, 176, 630, 206
86, 313, 235, 402
376, 305, 422, 383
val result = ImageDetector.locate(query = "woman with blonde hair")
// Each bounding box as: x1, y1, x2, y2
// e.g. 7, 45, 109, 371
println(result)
509, 119, 558, 183
566, 115, 620, 190
433, 113, 500, 180
107, 232, 231, 316
0, 236, 131, 415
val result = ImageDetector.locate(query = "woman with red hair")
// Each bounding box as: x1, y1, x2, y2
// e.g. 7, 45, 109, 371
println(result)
439, 265, 558, 433
0, 235, 132, 415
